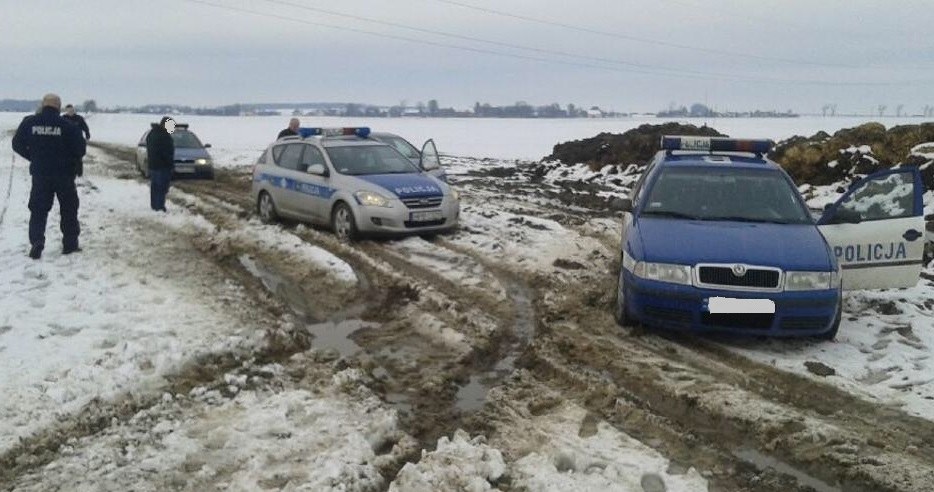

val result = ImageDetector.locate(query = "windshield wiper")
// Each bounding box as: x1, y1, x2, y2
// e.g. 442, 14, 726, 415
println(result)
707, 216, 797, 225
641, 210, 703, 220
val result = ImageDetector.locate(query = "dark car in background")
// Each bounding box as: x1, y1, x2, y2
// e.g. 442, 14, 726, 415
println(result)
136, 123, 215, 179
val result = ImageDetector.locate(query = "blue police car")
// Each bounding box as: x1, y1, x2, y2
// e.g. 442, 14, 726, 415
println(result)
615, 136, 926, 339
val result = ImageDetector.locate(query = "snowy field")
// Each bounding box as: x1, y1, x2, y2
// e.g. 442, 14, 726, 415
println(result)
0, 111, 927, 162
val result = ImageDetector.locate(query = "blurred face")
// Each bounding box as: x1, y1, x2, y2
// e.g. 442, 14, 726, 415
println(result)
164, 119, 176, 134
65, 107, 75, 116
289, 119, 300, 131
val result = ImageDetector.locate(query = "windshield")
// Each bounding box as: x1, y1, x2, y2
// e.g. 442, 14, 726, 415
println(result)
325, 145, 420, 175
380, 136, 421, 160
171, 131, 203, 149
641, 167, 812, 224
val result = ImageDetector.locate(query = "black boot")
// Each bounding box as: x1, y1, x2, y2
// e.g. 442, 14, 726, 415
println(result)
62, 245, 82, 255
29, 245, 42, 260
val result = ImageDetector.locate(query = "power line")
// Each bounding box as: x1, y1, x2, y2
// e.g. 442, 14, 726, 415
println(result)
179, 0, 934, 86
258, 0, 802, 82
430, 0, 858, 69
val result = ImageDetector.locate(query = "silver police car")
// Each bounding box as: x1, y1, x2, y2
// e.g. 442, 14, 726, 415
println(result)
251, 127, 459, 241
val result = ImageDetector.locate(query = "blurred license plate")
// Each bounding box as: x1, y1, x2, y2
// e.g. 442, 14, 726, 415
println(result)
175, 165, 195, 173
410, 210, 443, 222
706, 297, 775, 314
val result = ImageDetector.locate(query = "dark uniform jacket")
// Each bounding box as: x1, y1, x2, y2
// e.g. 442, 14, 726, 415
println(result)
62, 113, 90, 140
12, 107, 86, 177
278, 128, 298, 139
146, 121, 175, 170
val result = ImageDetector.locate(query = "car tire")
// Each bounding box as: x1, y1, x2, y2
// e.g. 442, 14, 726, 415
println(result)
257, 191, 279, 224
816, 300, 843, 341
332, 202, 358, 243
614, 267, 634, 329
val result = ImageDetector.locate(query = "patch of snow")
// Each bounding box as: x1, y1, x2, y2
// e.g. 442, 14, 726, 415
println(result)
389, 430, 506, 492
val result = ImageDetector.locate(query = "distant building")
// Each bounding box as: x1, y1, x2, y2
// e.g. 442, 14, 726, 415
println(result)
586, 108, 603, 118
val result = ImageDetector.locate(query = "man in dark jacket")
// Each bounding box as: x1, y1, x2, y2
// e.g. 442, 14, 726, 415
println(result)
62, 104, 90, 177
277, 118, 300, 139
12, 93, 87, 259
146, 116, 175, 212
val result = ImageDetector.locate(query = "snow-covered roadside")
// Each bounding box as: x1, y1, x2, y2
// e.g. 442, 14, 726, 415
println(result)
0, 146, 263, 454
724, 272, 934, 421
12, 366, 413, 492
390, 398, 708, 492
0, 141, 361, 457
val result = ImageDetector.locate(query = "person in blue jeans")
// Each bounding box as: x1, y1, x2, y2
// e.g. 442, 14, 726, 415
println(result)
146, 116, 175, 212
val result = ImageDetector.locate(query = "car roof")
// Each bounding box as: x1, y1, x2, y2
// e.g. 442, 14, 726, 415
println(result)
659, 151, 780, 171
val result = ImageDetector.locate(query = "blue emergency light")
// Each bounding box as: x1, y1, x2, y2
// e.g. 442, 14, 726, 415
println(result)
661, 135, 773, 154
298, 127, 371, 138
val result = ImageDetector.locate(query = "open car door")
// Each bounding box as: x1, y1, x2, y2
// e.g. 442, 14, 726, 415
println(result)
817, 167, 926, 290
419, 139, 441, 172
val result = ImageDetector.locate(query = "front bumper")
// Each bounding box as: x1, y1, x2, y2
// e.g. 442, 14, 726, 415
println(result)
173, 163, 214, 179
355, 196, 459, 235
623, 270, 840, 337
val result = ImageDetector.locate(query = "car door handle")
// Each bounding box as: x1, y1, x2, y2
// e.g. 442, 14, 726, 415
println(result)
903, 229, 922, 241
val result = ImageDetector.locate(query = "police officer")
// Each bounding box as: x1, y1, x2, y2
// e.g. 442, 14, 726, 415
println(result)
12, 93, 86, 259
146, 116, 175, 212
277, 118, 300, 139
62, 104, 90, 177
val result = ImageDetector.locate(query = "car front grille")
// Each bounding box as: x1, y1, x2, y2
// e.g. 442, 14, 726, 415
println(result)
697, 266, 780, 290
701, 312, 773, 330
404, 218, 446, 228
780, 316, 830, 331
402, 196, 443, 209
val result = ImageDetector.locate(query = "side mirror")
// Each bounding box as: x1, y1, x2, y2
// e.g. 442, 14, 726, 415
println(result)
610, 198, 633, 213
204, 143, 212, 148
307, 163, 328, 177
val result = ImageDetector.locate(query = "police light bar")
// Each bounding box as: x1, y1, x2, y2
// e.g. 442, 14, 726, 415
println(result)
298, 127, 370, 138
661, 136, 773, 154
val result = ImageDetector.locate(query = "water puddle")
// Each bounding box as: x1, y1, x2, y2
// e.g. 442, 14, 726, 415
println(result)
733, 447, 842, 492
455, 278, 535, 412
239, 254, 366, 358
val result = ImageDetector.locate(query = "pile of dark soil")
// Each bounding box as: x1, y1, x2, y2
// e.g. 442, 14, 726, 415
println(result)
543, 122, 934, 189
543, 123, 724, 170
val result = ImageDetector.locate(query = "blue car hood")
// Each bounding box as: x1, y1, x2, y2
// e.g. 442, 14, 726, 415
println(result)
174, 147, 210, 160
357, 174, 444, 198
636, 218, 832, 271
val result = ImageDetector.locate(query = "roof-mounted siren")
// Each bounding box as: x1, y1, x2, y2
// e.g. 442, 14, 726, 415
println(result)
298, 127, 371, 138
660, 135, 774, 157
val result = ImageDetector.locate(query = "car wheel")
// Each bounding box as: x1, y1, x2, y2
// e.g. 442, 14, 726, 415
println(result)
816, 300, 842, 341
614, 267, 632, 327
332, 202, 358, 243
257, 191, 279, 224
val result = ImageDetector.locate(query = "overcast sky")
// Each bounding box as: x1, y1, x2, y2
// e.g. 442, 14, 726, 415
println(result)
2, 0, 933, 113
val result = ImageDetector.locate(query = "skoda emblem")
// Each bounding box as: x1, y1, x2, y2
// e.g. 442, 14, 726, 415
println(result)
731, 264, 747, 277
419, 198, 430, 206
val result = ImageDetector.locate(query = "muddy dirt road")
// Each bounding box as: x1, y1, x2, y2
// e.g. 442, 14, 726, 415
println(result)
5, 143, 933, 491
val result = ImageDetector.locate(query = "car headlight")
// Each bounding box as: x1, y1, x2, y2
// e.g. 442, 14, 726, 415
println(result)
785, 271, 834, 291
195, 158, 211, 166
355, 190, 393, 208
633, 261, 692, 285
450, 188, 460, 201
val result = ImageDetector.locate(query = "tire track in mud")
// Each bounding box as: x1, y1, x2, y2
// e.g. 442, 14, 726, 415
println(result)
87, 144, 547, 455
435, 180, 934, 490
89, 144, 934, 490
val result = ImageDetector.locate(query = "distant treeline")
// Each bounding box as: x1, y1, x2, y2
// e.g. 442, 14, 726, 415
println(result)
657, 103, 798, 118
